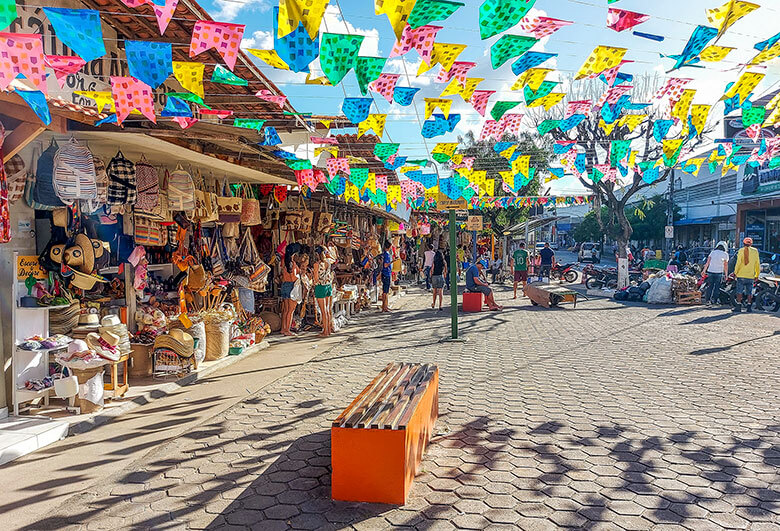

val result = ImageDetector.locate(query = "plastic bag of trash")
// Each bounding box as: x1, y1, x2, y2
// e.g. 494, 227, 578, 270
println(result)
646, 275, 673, 304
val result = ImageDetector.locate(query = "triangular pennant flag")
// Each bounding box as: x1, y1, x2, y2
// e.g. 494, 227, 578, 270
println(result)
0, 33, 47, 95
408, 0, 464, 29
247, 49, 291, 70
273, 7, 319, 73
575, 45, 627, 80
672, 89, 696, 122
440, 77, 483, 100
606, 8, 649, 32
689, 104, 711, 137
369, 73, 400, 102
261, 126, 282, 146
277, 0, 329, 39
387, 184, 403, 204
161, 95, 192, 117
376, 0, 418, 39
706, 0, 759, 40
111, 76, 156, 125
435, 61, 476, 86
424, 98, 452, 119
153, 0, 179, 35
490, 101, 522, 121
499, 113, 523, 136
393, 86, 420, 106
609, 139, 631, 167
172, 116, 198, 129
14, 89, 50, 125
255, 89, 287, 108
172, 61, 204, 99
524, 80, 558, 104
326, 157, 350, 178
617, 114, 646, 132
417, 42, 466, 74
699, 45, 734, 62
166, 91, 208, 109
722, 71, 764, 104
43, 8, 105, 62
189, 21, 244, 71
355, 56, 387, 95
374, 143, 400, 160
511, 68, 552, 91
1, 0, 17, 31
749, 40, 780, 65
75, 91, 116, 112
44, 55, 86, 89
233, 118, 266, 131
668, 25, 718, 70
490, 34, 537, 69
518, 15, 572, 38
358, 114, 387, 138
511, 51, 556, 76
663, 138, 685, 166
320, 33, 364, 85
125, 40, 172, 89
559, 114, 585, 132
390, 24, 441, 63
742, 105, 766, 128
342, 97, 372, 123
479, 0, 538, 40
653, 119, 674, 142
469, 90, 495, 116
211, 64, 248, 85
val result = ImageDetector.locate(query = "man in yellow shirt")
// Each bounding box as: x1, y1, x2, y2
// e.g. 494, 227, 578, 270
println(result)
733, 237, 760, 313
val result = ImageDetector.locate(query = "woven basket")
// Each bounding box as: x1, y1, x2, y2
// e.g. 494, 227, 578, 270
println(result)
204, 320, 230, 361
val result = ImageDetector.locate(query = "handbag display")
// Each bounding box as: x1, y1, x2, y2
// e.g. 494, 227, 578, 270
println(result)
217, 178, 241, 223
30, 141, 65, 209
106, 150, 137, 205
167, 164, 196, 211
134, 216, 167, 246
5, 154, 27, 204
134, 155, 161, 215
222, 221, 239, 238
239, 183, 261, 226
210, 227, 226, 276
53, 137, 97, 203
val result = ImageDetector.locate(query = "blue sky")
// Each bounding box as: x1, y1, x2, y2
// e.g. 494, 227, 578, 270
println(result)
201, 0, 780, 195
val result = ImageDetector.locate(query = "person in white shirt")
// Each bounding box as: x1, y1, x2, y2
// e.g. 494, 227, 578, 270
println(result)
422, 244, 435, 290
703, 242, 729, 305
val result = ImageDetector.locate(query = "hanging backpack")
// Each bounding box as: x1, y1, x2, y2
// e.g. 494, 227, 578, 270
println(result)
106, 150, 137, 205
134, 155, 161, 215
52, 138, 97, 203
167, 164, 196, 211
0, 146, 10, 243
5, 154, 27, 204
32, 141, 65, 209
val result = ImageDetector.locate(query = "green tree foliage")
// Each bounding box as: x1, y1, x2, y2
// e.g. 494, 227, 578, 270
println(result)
572, 196, 682, 245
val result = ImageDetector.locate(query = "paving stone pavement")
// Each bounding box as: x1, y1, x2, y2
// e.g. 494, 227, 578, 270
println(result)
25, 287, 780, 530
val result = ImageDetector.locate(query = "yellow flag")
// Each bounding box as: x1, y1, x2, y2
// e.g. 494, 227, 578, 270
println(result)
314, 146, 338, 157
500, 171, 514, 189
358, 114, 387, 138
750, 41, 780, 65
599, 119, 617, 136
364, 172, 376, 193
418, 43, 467, 74
344, 181, 360, 203
575, 45, 628, 80
320, 119, 332, 128
387, 184, 403, 205
532, 93, 565, 111
375, 0, 416, 40
722, 71, 764, 102
682, 157, 705, 176
425, 185, 439, 197
706, 0, 760, 39
247, 49, 291, 70
173, 61, 205, 99
499, 144, 518, 160
346, 155, 368, 164
699, 45, 734, 62
441, 78, 483, 100
456, 166, 473, 179
278, 0, 329, 39
689, 104, 711, 135
672, 89, 696, 122
617, 114, 646, 132
471, 170, 486, 186
511, 68, 552, 91
400, 165, 422, 173
450, 154, 463, 165
74, 91, 116, 113
305, 73, 331, 85
663, 139, 684, 163
484, 179, 495, 196
512, 155, 531, 177
424, 98, 453, 119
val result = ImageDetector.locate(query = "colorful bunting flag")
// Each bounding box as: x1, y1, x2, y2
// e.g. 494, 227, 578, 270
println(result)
358, 114, 387, 138
1, 0, 17, 31
161, 95, 192, 117
75, 91, 116, 112
277, 0, 329, 39
667, 25, 718, 70
14, 89, 50, 125
559, 114, 585, 132
565, 100, 592, 118
342, 97, 372, 123
699, 45, 734, 62
479, 0, 538, 40
153, 0, 179, 35
43, 8, 105, 63
211, 64, 247, 85
469, 90, 495, 116
247, 49, 291, 70
255, 89, 287, 108
688, 104, 711, 137
393, 86, 420, 106
125, 41, 172, 89
424, 98, 453, 119
189, 21, 244, 71
233, 119, 266, 131
355, 56, 387, 95
172, 61, 204, 99
390, 24, 441, 63
408, 0, 464, 29
375, 0, 418, 39
606, 8, 649, 32
706, 0, 759, 40
490, 35, 537, 69
44, 55, 86, 88
575, 45, 628, 80
369, 73, 400, 102
0, 33, 47, 95
518, 15, 572, 39
662, 138, 685, 166
440, 77, 483, 100
653, 119, 674, 142
671, 89, 696, 122
722, 71, 763, 104
511, 51, 557, 76
320, 33, 364, 85
326, 157, 350, 178
417, 42, 466, 74
435, 61, 476, 86
511, 68, 552, 91
111, 76, 156, 125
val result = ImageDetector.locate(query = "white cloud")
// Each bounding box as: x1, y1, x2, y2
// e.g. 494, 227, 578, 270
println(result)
319, 5, 381, 56
240, 30, 274, 50
212, 0, 271, 23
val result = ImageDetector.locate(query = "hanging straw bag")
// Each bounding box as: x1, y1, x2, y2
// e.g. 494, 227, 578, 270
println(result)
217, 179, 241, 223
316, 197, 333, 233
239, 183, 261, 226
210, 226, 226, 276
239, 228, 271, 292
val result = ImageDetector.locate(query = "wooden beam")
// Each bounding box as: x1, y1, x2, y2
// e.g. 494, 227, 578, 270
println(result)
2, 122, 46, 162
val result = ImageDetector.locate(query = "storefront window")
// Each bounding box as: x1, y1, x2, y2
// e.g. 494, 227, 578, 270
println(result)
767, 208, 780, 254
745, 211, 766, 249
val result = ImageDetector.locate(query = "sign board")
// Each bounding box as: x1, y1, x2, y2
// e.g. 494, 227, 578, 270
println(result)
437, 194, 468, 210
665, 225, 674, 239
466, 216, 484, 231
17, 256, 47, 280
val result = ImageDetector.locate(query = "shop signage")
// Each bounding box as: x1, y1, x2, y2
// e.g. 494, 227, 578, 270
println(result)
466, 216, 484, 231
17, 256, 47, 280
665, 225, 674, 239
437, 194, 468, 210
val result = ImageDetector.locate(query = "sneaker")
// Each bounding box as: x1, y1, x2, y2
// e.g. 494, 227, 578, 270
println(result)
732, 305, 742, 313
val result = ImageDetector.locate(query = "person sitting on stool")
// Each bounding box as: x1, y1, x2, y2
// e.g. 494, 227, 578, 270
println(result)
465, 261, 502, 311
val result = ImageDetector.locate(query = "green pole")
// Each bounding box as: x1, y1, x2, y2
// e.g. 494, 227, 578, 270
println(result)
449, 209, 458, 339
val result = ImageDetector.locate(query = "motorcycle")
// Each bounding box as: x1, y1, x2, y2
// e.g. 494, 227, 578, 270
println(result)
550, 262, 578, 283
582, 264, 642, 290
754, 275, 780, 312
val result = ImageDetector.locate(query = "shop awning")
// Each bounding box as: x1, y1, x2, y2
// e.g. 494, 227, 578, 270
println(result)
73, 131, 290, 184
674, 217, 715, 226
506, 216, 563, 234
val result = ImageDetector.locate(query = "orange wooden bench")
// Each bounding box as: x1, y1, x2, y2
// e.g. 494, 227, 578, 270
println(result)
331, 362, 439, 505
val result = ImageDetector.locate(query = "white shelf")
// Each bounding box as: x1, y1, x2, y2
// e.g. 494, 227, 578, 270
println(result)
16, 304, 71, 311
15, 387, 52, 399
15, 344, 69, 354
99, 266, 120, 275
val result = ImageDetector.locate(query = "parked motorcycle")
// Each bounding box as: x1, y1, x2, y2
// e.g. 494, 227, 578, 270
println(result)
754, 275, 780, 312
550, 262, 578, 283
582, 264, 642, 289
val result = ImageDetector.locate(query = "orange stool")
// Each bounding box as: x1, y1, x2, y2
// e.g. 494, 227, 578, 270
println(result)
462, 291, 483, 312
331, 363, 439, 505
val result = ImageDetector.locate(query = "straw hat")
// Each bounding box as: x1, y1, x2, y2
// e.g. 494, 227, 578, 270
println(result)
79, 309, 100, 326
86, 331, 120, 361
154, 329, 195, 358
70, 269, 107, 291
67, 339, 89, 356
64, 233, 96, 274
186, 265, 206, 291
101, 315, 121, 327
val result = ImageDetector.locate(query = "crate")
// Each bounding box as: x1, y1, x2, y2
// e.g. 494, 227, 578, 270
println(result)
676, 291, 702, 305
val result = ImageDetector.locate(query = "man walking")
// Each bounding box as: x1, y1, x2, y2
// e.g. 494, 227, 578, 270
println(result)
422, 243, 435, 290
511, 242, 529, 299
539, 243, 555, 282
381, 241, 393, 313
733, 237, 760, 313
703, 242, 729, 305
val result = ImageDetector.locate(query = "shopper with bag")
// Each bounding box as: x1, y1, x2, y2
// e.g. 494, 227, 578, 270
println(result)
313, 245, 334, 337
280, 245, 300, 336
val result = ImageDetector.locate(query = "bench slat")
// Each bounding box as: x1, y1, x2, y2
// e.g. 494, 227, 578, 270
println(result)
342, 364, 409, 428
333, 363, 400, 427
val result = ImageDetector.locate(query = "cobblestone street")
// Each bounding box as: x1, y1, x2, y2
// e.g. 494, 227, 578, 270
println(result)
14, 288, 780, 530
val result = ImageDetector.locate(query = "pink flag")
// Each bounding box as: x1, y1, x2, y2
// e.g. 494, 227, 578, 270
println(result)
369, 73, 400, 103
499, 114, 524, 136
400, 179, 420, 199
110, 76, 156, 124
327, 157, 350, 178
154, 0, 179, 35
119, 0, 149, 7
0, 33, 48, 95
600, 60, 632, 86
746, 124, 762, 142
200, 109, 233, 118
519, 16, 573, 39
255, 89, 287, 108
296, 169, 320, 190
565, 100, 592, 118
375, 174, 388, 192
479, 120, 503, 141
172, 116, 198, 129
312, 136, 338, 145
502, 181, 518, 196
469, 90, 495, 117
435, 61, 476, 86
389, 25, 442, 63
189, 21, 245, 71
654, 78, 693, 103
606, 8, 650, 32
595, 84, 633, 109
45, 55, 86, 88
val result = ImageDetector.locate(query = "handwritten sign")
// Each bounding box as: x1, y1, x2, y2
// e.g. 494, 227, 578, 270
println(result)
17, 255, 47, 280
466, 216, 484, 231
437, 194, 468, 210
